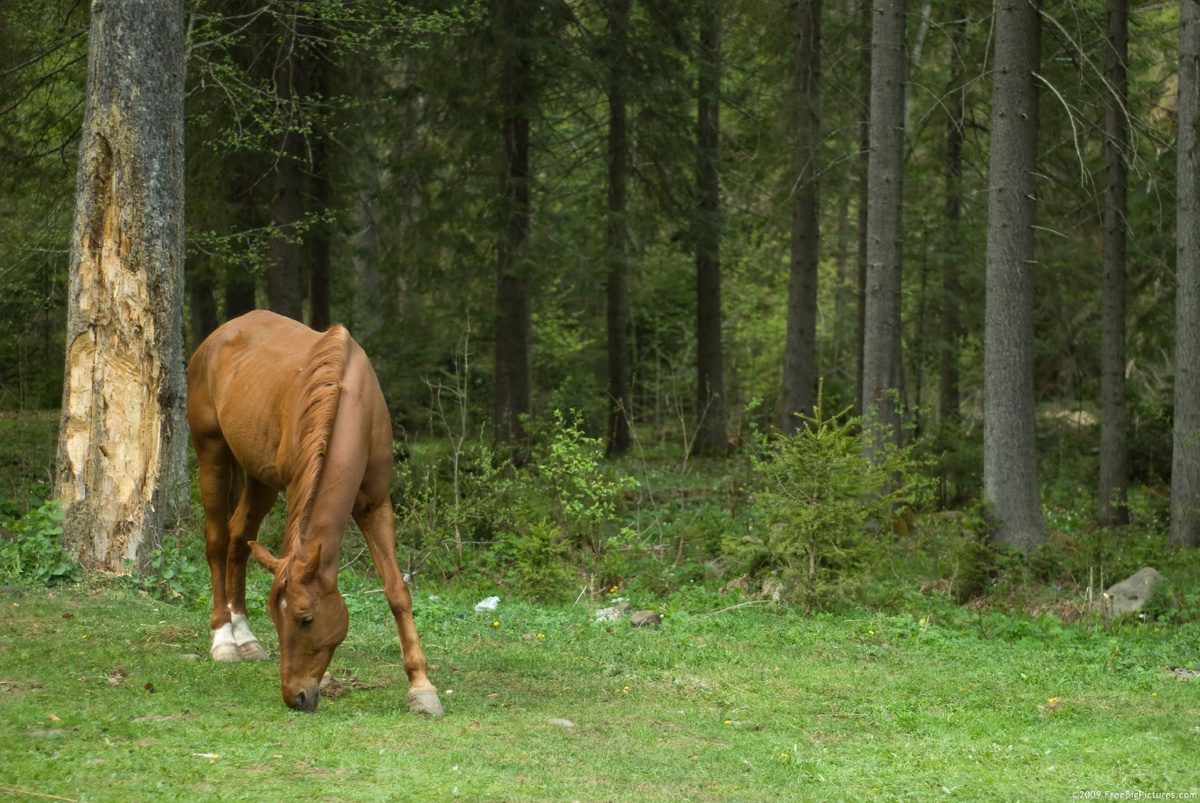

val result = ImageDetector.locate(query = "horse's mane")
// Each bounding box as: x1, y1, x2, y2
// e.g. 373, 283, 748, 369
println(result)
285, 324, 351, 553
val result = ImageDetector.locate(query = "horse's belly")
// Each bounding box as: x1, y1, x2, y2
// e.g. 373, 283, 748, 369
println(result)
215, 388, 290, 491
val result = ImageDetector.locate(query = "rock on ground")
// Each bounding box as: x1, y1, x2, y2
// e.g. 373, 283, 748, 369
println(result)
630, 610, 662, 629
1100, 567, 1165, 617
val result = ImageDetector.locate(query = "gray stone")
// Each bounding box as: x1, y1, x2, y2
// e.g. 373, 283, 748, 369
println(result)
630, 610, 662, 629
548, 718, 576, 727
1101, 567, 1165, 617
594, 606, 624, 622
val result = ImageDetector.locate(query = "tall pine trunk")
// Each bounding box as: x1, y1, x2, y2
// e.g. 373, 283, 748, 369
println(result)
1172, 0, 1200, 547
861, 0, 906, 451
939, 4, 965, 423
605, 0, 632, 456
268, 17, 308, 321
309, 30, 332, 333
693, 0, 726, 455
494, 0, 534, 450
855, 0, 871, 416
983, 0, 1045, 551
1098, 0, 1129, 526
780, 0, 822, 432
56, 0, 188, 572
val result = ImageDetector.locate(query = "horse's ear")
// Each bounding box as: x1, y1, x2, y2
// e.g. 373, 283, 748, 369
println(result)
299, 543, 322, 585
249, 541, 282, 575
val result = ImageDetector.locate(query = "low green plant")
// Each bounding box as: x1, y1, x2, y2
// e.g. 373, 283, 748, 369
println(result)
727, 395, 929, 613
497, 519, 575, 603
522, 409, 639, 562
0, 499, 80, 585
136, 532, 207, 605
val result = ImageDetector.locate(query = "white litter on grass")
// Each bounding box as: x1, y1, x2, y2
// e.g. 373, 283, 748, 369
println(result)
474, 596, 500, 612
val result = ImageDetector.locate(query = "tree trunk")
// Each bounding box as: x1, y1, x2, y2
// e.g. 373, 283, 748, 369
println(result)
861, 0, 906, 452
307, 28, 332, 333
983, 0, 1045, 551
1098, 0, 1129, 526
268, 16, 308, 322
494, 0, 534, 450
939, 4, 965, 422
55, 0, 188, 572
693, 0, 726, 456
855, 0, 871, 416
1172, 0, 1200, 547
832, 177, 852, 381
605, 0, 632, 456
779, 0, 822, 433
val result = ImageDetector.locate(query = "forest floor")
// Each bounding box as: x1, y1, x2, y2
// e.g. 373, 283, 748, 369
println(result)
1, 580, 1198, 802
2, 412, 1199, 800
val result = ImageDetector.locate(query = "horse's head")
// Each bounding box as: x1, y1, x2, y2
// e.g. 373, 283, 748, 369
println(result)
250, 541, 348, 712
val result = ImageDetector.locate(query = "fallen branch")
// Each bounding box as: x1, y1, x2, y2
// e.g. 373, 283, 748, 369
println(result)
698, 599, 773, 618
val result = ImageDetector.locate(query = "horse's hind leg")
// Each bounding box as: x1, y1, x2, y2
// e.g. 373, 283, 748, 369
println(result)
224, 477, 277, 660
195, 436, 240, 662
354, 501, 443, 716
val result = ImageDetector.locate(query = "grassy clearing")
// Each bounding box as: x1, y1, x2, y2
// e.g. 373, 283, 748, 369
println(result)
2, 581, 1198, 802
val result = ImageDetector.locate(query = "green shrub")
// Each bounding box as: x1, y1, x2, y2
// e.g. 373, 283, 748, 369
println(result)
521, 409, 638, 561
498, 519, 575, 603
0, 500, 80, 585
728, 397, 929, 613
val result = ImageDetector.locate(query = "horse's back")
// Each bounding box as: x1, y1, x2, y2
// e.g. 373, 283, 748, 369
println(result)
188, 311, 328, 487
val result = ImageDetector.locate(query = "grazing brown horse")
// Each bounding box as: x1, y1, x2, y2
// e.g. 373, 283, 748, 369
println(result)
187, 310, 442, 715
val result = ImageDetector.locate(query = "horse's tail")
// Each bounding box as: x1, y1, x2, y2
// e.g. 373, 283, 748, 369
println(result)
286, 324, 352, 546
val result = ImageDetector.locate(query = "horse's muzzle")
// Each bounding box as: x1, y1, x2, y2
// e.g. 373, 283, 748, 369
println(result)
288, 685, 320, 713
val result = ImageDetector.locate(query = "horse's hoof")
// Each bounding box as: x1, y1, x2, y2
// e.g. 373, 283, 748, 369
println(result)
408, 689, 444, 716
237, 640, 269, 661
211, 643, 242, 662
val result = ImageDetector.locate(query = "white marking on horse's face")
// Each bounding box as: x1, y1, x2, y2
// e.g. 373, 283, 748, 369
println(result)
280, 598, 287, 609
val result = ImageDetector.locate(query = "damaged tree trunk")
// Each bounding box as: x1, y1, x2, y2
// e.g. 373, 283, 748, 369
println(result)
55, 0, 189, 573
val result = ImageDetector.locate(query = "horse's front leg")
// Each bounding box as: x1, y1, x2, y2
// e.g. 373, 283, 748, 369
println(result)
224, 477, 278, 660
354, 502, 443, 716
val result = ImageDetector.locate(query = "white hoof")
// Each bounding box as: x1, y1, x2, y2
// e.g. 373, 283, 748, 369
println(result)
211, 643, 242, 662
237, 640, 269, 661
408, 688, 444, 716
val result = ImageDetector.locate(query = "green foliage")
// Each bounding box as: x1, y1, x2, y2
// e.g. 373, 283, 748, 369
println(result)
0, 500, 80, 585
521, 410, 639, 558
495, 519, 574, 603
727, 399, 930, 611
134, 532, 207, 605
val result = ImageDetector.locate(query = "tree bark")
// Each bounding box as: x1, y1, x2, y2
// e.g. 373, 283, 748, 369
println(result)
983, 0, 1045, 551
940, 4, 965, 422
855, 0, 871, 416
268, 16, 308, 322
692, 0, 726, 455
56, 0, 188, 572
779, 0, 822, 433
308, 29, 332, 333
605, 0, 632, 456
1172, 0, 1200, 547
1098, 0, 1129, 526
861, 0, 906, 452
494, 0, 534, 450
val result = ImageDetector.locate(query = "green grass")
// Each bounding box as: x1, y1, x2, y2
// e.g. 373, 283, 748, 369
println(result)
2, 582, 1199, 801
